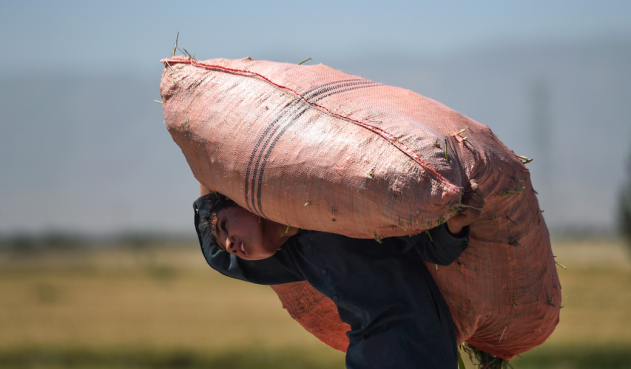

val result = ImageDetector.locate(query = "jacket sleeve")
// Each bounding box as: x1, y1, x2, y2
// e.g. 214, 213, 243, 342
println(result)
399, 224, 470, 265
193, 195, 306, 285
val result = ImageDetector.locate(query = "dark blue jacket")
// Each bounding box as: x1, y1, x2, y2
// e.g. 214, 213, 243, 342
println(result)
194, 195, 469, 369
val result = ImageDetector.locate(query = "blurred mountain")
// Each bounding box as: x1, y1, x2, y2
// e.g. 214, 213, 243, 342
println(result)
0, 73, 196, 235
1, 38, 630, 235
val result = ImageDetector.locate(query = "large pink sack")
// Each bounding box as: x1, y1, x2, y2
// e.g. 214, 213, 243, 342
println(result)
160, 56, 560, 359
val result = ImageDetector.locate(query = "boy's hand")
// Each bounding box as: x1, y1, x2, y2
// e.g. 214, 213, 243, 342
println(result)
446, 180, 484, 236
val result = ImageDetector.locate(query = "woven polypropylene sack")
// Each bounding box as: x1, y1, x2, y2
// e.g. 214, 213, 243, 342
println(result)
160, 56, 560, 359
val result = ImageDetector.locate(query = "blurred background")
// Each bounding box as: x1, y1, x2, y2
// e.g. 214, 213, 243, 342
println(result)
1, 1, 630, 368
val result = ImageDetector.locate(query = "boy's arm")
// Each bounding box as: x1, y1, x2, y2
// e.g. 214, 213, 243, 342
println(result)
444, 180, 484, 236
194, 195, 306, 285
402, 180, 484, 265
400, 224, 470, 265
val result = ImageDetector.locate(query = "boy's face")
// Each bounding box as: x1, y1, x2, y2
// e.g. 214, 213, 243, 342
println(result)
211, 206, 282, 260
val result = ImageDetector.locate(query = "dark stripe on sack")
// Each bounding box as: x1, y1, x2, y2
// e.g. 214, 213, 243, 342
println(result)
244, 79, 365, 212
301, 78, 364, 96
252, 82, 381, 217
244, 80, 374, 213
248, 81, 380, 214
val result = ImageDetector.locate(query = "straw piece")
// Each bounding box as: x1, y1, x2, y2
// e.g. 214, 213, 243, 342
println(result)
506, 215, 519, 227
171, 32, 179, 57
555, 261, 567, 269
499, 326, 507, 342
444, 139, 450, 163
298, 57, 312, 65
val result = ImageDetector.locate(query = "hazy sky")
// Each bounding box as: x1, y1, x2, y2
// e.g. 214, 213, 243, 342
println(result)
1, 1, 630, 235
2, 0, 631, 74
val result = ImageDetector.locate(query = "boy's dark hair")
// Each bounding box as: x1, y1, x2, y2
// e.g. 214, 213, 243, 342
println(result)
198, 192, 238, 251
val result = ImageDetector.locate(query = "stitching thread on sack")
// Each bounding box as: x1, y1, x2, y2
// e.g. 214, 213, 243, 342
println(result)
161, 57, 460, 196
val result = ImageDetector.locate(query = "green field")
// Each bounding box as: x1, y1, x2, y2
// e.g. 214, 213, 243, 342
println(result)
1, 238, 630, 368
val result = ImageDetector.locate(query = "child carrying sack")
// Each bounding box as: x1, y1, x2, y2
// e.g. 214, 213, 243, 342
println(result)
160, 56, 560, 360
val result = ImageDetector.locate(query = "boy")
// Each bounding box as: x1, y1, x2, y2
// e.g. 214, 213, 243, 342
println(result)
194, 182, 484, 369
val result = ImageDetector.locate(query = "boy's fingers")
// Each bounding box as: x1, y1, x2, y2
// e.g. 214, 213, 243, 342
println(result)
452, 180, 484, 226
462, 192, 483, 200
469, 179, 478, 193
471, 180, 483, 198
465, 207, 482, 218
462, 193, 484, 206
451, 208, 481, 227
463, 180, 483, 200
474, 189, 483, 200
461, 205, 481, 215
